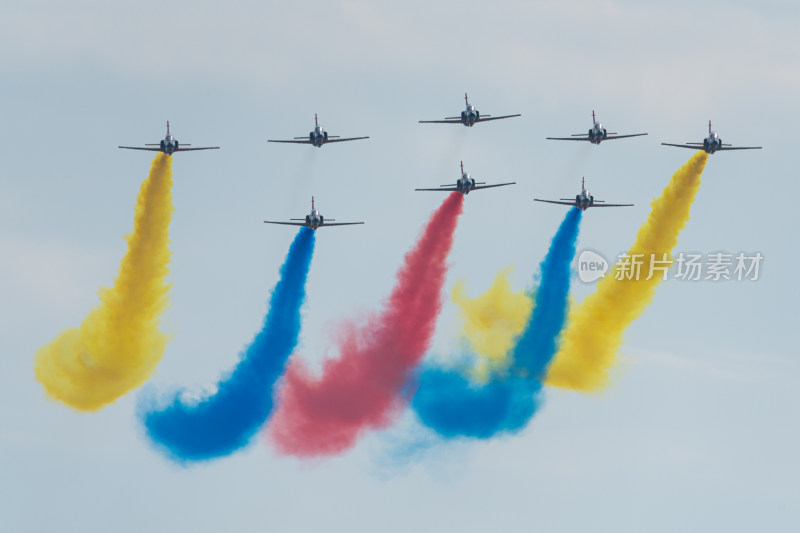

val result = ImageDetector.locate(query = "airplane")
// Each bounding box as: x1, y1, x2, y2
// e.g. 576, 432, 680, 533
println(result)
534, 177, 633, 210
263, 197, 364, 230
267, 113, 369, 147
661, 120, 762, 154
118, 121, 219, 155
546, 111, 647, 144
418, 93, 521, 127
415, 161, 516, 195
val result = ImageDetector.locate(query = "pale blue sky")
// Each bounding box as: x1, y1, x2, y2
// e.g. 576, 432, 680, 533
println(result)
1, 1, 798, 531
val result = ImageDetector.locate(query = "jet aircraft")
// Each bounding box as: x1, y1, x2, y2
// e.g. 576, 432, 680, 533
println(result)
263, 197, 364, 230
267, 114, 369, 147
534, 178, 633, 210
661, 121, 762, 154
546, 111, 647, 144
118, 121, 219, 155
418, 93, 521, 127
415, 161, 515, 195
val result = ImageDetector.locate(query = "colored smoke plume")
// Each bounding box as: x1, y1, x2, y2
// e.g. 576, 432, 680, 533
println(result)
35, 154, 174, 411
139, 228, 315, 463
269, 193, 465, 457
547, 152, 709, 392
451, 267, 533, 380
412, 208, 582, 439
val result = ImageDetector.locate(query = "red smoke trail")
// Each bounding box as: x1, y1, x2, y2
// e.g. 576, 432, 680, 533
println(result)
269, 193, 464, 457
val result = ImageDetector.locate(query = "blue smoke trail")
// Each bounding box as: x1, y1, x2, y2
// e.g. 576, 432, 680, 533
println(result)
138, 227, 315, 463
412, 208, 582, 438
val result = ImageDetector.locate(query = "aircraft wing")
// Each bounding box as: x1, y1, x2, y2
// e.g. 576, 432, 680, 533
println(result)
534, 199, 577, 206
176, 146, 220, 151
268, 139, 311, 144
264, 220, 307, 226
416, 187, 459, 191
118, 146, 163, 151
472, 182, 516, 190
324, 136, 369, 143
661, 142, 705, 150
418, 119, 463, 124
475, 114, 522, 122
717, 145, 762, 151
548, 133, 647, 141
602, 133, 648, 140
320, 222, 365, 227
590, 202, 634, 207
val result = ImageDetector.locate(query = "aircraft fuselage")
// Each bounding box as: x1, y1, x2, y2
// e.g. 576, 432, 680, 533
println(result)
306, 218, 322, 229
159, 134, 179, 155
702, 132, 722, 154
303, 209, 324, 229
460, 105, 480, 127
455, 173, 478, 194
587, 123, 609, 145
576, 191, 595, 210
309, 125, 329, 147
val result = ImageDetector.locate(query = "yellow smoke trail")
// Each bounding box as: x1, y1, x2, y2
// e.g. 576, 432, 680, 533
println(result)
451, 267, 533, 379
35, 154, 174, 411
546, 152, 708, 392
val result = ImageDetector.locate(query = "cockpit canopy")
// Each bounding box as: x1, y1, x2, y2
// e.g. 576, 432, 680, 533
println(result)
710, 131, 718, 139
594, 122, 602, 130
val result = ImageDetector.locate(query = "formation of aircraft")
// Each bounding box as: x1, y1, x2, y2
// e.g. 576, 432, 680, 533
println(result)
117, 105, 762, 229
415, 161, 516, 195
118, 121, 219, 155
263, 197, 364, 231
661, 121, 762, 154
267, 114, 369, 147
534, 178, 633, 211
546, 111, 647, 144
419, 93, 521, 127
